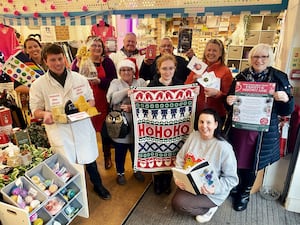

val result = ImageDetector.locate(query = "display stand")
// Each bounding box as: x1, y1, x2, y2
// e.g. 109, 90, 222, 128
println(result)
0, 153, 88, 225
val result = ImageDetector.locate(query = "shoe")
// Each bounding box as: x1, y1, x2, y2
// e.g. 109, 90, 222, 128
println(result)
134, 171, 145, 182
153, 174, 162, 195
94, 186, 111, 200
233, 195, 250, 211
104, 157, 112, 170
195, 206, 218, 223
117, 174, 126, 185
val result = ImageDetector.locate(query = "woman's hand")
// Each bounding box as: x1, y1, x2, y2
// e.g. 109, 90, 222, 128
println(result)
120, 104, 132, 112
273, 91, 289, 103
174, 179, 186, 190
226, 95, 237, 106
193, 86, 200, 95
192, 73, 202, 82
185, 48, 195, 59
89, 78, 100, 85
200, 184, 215, 195
204, 87, 219, 98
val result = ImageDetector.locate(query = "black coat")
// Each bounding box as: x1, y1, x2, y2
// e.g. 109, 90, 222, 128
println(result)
226, 67, 294, 171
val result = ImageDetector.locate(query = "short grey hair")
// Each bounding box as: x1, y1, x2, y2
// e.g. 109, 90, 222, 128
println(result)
248, 43, 274, 67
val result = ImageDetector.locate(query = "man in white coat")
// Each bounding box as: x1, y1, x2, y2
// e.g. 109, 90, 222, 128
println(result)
30, 44, 111, 200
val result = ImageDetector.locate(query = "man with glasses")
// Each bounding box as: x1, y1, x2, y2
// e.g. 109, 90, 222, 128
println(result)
109, 32, 144, 73
139, 37, 194, 83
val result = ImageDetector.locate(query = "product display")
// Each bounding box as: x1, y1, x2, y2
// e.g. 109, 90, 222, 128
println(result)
0, 153, 84, 225
105, 110, 130, 139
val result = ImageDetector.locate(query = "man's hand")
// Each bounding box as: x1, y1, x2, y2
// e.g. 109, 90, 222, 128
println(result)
143, 58, 155, 65
43, 111, 54, 125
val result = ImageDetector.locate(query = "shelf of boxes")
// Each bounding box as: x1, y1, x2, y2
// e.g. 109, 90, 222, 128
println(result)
0, 153, 84, 225
227, 14, 279, 72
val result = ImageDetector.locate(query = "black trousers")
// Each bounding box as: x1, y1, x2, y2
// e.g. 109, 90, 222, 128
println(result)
85, 161, 103, 188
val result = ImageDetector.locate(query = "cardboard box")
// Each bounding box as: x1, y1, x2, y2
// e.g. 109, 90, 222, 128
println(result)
0, 107, 12, 126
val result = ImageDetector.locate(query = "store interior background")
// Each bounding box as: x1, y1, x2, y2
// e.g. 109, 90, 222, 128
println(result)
1, 0, 300, 218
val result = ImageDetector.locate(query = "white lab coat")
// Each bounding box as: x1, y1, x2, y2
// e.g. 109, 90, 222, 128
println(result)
30, 70, 98, 164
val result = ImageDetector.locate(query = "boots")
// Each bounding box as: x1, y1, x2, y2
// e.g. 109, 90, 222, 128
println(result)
153, 174, 162, 195
103, 144, 112, 169
233, 186, 252, 211
161, 172, 172, 195
232, 169, 256, 211
86, 161, 111, 200
153, 172, 172, 195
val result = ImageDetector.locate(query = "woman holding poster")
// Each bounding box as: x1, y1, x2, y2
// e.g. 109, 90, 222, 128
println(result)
225, 43, 294, 212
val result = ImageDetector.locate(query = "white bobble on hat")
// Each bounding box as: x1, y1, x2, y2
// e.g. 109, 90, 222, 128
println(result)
117, 59, 136, 73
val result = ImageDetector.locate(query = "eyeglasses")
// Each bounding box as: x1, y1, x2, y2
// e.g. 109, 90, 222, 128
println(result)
90, 44, 103, 48
160, 45, 173, 49
160, 66, 176, 71
252, 55, 269, 60
120, 68, 133, 72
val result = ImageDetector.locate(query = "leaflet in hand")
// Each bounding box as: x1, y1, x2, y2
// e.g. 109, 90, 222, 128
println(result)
187, 56, 208, 75
172, 160, 220, 195
197, 71, 220, 90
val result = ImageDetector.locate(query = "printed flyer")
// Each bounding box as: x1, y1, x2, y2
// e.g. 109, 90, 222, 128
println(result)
232, 81, 276, 131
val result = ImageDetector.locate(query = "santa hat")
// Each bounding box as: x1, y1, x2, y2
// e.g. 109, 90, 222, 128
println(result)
117, 58, 139, 78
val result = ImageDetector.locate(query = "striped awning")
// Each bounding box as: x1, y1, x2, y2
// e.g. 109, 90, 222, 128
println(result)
0, 1, 288, 27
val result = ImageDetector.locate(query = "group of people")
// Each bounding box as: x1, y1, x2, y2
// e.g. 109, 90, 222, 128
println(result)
12, 30, 294, 224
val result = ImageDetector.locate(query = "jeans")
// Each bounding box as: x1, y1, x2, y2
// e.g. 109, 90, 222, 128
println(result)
113, 142, 134, 174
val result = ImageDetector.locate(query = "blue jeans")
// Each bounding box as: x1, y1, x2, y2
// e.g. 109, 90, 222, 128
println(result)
113, 142, 134, 174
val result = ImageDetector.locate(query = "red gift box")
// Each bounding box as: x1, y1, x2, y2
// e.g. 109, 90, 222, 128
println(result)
146, 45, 157, 59
0, 107, 12, 126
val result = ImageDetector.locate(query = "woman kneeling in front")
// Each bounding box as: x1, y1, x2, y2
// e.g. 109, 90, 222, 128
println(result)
172, 108, 238, 223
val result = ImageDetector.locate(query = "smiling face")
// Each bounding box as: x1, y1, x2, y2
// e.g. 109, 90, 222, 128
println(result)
44, 53, 66, 75
119, 67, 134, 85
89, 39, 104, 58
24, 39, 42, 63
204, 43, 222, 65
159, 38, 174, 55
250, 50, 270, 73
198, 113, 218, 140
123, 33, 137, 52
158, 59, 176, 84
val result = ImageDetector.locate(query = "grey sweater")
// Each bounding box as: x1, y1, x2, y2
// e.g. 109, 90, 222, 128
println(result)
106, 78, 148, 144
175, 131, 239, 205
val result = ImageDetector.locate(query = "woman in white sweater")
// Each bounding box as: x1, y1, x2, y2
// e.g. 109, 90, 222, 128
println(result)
172, 108, 238, 223
106, 58, 148, 185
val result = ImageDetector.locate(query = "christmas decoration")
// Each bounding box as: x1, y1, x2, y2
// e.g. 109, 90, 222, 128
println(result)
63, 11, 69, 17
82, 5, 88, 11
14, 10, 20, 16
50, 4, 56, 10
22, 6, 28, 12
33, 12, 39, 18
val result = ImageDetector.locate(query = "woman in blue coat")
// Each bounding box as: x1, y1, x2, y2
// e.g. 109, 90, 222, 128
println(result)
225, 43, 294, 211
